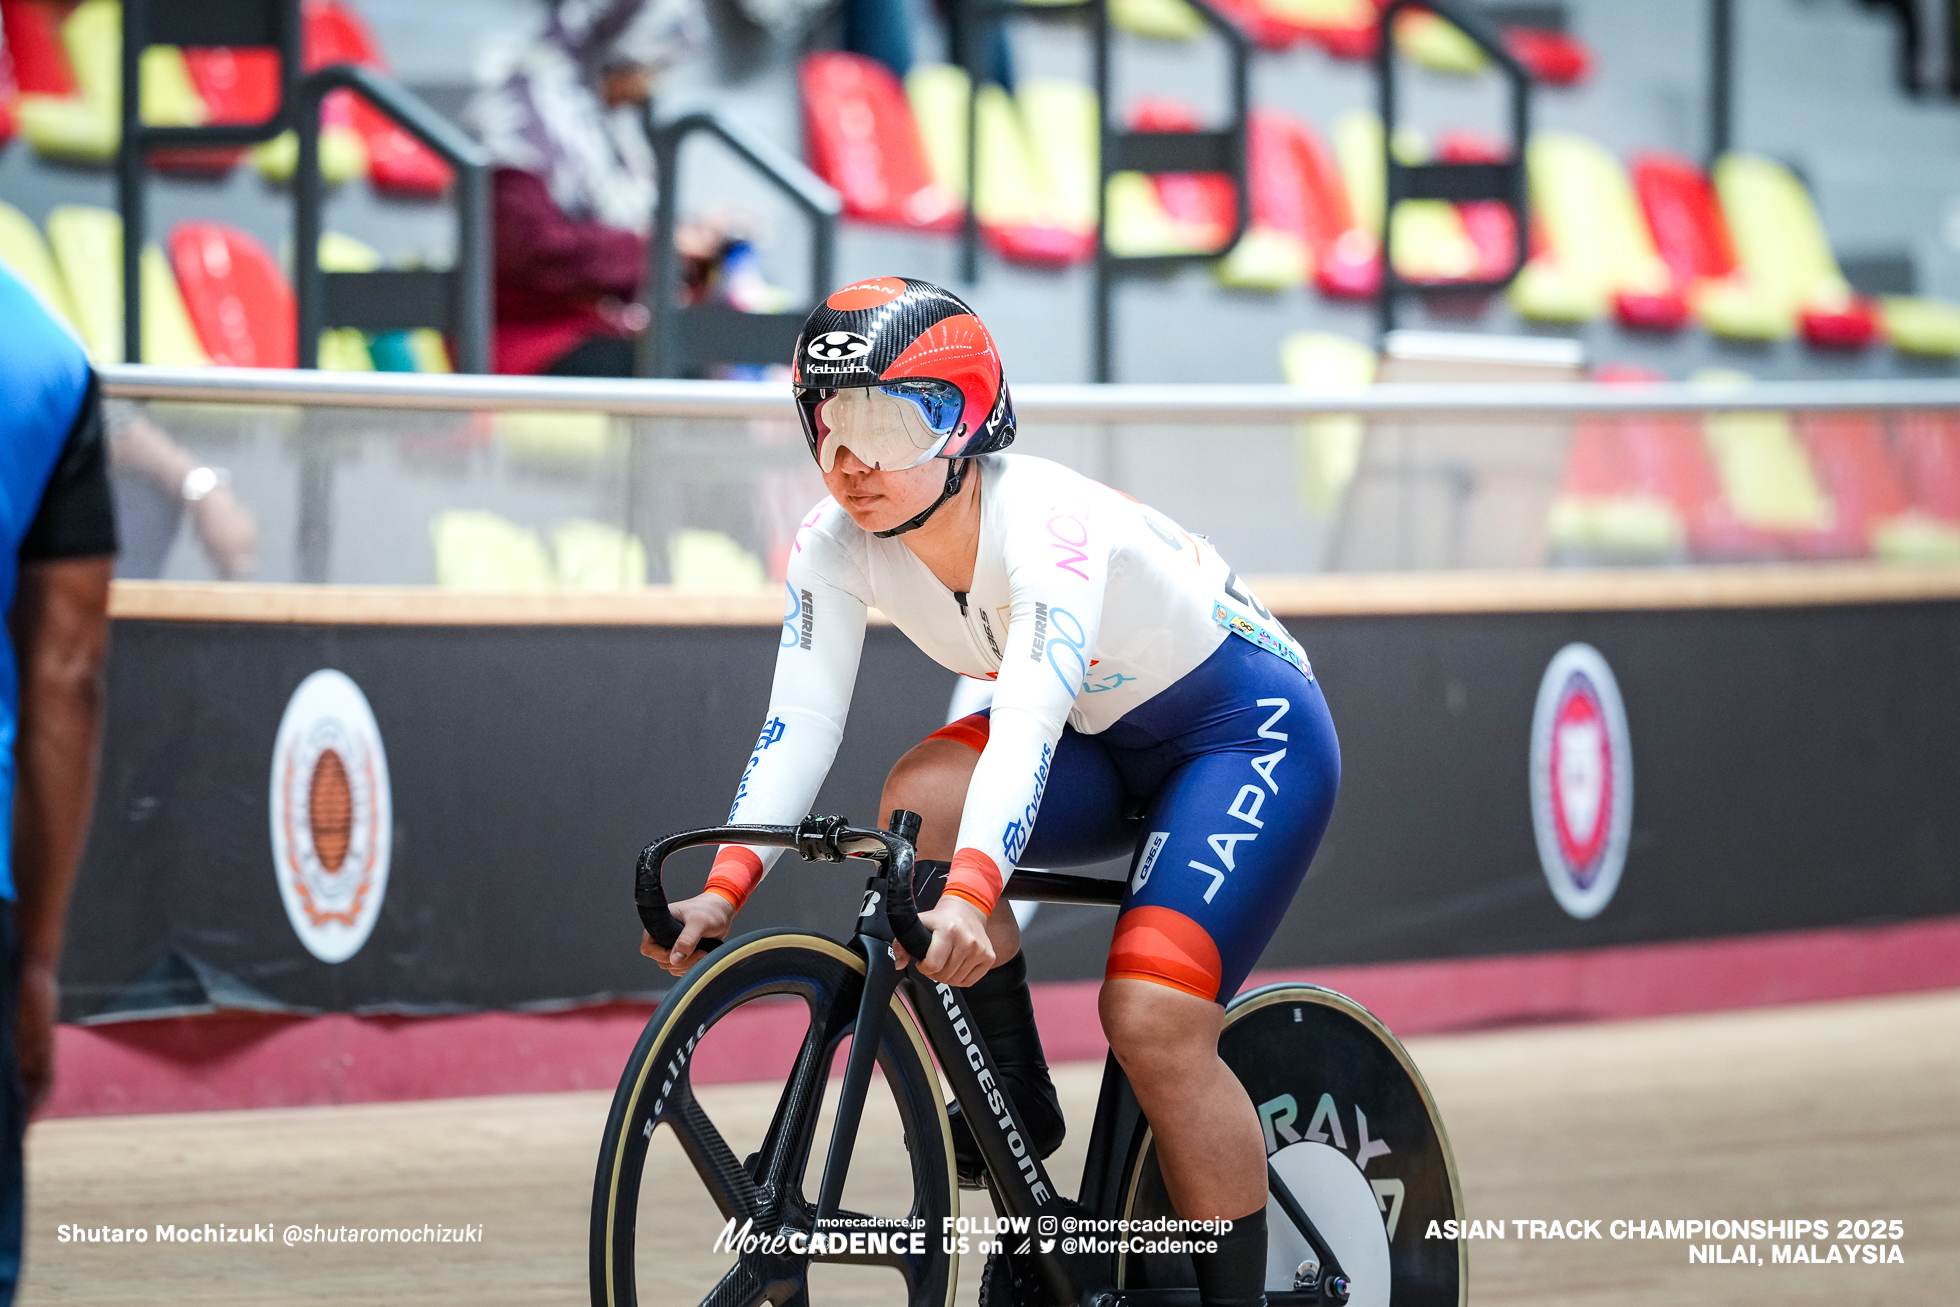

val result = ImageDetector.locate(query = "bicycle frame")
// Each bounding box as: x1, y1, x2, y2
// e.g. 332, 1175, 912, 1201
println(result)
636, 815, 1354, 1307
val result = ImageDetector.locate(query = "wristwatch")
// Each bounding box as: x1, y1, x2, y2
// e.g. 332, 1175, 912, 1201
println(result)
181, 466, 230, 503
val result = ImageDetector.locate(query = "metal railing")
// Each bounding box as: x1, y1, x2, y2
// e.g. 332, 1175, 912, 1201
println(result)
1377, 0, 1533, 336
1095, 0, 1251, 383
95, 365, 1960, 419
294, 66, 492, 373
119, 0, 305, 365
643, 109, 839, 379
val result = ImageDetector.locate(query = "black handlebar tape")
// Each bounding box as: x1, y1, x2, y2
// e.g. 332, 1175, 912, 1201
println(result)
880, 844, 936, 961
633, 840, 725, 955
632, 819, 935, 960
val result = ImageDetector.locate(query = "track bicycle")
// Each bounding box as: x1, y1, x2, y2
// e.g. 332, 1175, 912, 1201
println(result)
591, 812, 1466, 1307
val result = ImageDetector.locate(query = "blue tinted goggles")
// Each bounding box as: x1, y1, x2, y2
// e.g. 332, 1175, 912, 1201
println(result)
795, 380, 966, 472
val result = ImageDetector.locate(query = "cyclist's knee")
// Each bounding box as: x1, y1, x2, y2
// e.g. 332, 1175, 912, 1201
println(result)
1099, 978, 1222, 1085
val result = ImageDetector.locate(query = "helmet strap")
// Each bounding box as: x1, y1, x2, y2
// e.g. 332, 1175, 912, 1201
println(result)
873, 458, 971, 538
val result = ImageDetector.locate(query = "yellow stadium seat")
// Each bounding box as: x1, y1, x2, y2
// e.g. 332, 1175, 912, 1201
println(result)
1331, 111, 1479, 282
1694, 370, 1831, 532
1021, 80, 1099, 234
1105, 172, 1209, 256
1713, 155, 1845, 321
1216, 227, 1308, 290
1110, 0, 1203, 40
45, 205, 209, 366
0, 201, 81, 330
1880, 296, 1960, 358
1280, 331, 1376, 514
668, 528, 767, 591
15, 0, 204, 165
1511, 133, 1673, 325
1393, 9, 1485, 74
430, 511, 556, 589
553, 521, 649, 590
252, 126, 369, 186
907, 65, 1042, 227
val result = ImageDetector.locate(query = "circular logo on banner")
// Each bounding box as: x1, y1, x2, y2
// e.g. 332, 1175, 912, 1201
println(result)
269, 670, 392, 963
1529, 643, 1633, 920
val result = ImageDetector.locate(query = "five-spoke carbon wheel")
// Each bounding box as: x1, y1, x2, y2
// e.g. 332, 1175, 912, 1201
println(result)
591, 931, 958, 1307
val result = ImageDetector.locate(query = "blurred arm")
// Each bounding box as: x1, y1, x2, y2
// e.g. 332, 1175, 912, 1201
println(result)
9, 556, 112, 1114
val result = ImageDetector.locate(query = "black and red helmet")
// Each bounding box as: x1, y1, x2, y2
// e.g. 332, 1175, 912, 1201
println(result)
791, 277, 1016, 472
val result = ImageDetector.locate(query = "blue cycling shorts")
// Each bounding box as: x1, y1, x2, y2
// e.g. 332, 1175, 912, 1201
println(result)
926, 635, 1339, 1003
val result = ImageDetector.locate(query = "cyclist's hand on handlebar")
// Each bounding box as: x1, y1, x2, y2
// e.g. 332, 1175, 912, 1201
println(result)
901, 897, 995, 988
644, 892, 736, 976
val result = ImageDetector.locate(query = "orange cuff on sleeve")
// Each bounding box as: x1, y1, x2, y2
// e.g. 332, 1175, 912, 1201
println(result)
704, 846, 765, 911
943, 847, 1004, 915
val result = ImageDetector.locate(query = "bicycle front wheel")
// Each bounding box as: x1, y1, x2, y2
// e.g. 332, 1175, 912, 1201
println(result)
591, 931, 958, 1307
1117, 982, 1466, 1307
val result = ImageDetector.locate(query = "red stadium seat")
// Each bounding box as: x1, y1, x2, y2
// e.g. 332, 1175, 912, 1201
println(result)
1562, 366, 1787, 561
304, 0, 451, 196
1795, 413, 1910, 556
169, 221, 297, 369
1298, 129, 1377, 299
1799, 299, 1879, 351
1, 0, 77, 96
183, 46, 279, 126
154, 47, 281, 173
800, 52, 958, 230
1245, 111, 1311, 246
1199, 0, 1304, 51
1631, 152, 1736, 288
0, 27, 15, 143
1130, 97, 1236, 251
1895, 412, 1960, 523
1267, 0, 1380, 59
1503, 26, 1590, 85
1435, 130, 1520, 282
1233, 109, 1376, 296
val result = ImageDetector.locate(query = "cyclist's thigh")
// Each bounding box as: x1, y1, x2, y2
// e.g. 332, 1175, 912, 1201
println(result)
927, 710, 1137, 868
1108, 675, 1339, 1003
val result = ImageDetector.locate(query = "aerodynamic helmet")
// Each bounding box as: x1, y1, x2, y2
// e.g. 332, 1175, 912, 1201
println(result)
791, 277, 1017, 476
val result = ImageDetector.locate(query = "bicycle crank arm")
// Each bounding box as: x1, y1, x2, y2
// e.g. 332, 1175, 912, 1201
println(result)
1267, 1161, 1352, 1302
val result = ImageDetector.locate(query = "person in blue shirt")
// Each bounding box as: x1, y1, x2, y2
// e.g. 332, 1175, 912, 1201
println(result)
0, 264, 117, 1304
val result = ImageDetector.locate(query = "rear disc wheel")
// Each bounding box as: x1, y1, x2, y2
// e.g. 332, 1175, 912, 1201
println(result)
1115, 983, 1466, 1306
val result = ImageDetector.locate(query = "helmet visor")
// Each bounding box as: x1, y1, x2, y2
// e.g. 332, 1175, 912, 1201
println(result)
795, 380, 966, 472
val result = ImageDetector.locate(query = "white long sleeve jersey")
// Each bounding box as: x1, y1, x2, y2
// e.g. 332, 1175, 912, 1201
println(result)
724, 453, 1308, 891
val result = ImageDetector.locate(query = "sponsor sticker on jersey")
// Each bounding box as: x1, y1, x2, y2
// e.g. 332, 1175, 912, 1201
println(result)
1211, 602, 1308, 676
1529, 643, 1633, 920
269, 670, 392, 963
1133, 831, 1170, 889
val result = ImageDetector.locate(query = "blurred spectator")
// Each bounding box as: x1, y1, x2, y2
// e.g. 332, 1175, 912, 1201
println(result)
845, 0, 1012, 90
468, 0, 706, 377
107, 403, 257, 580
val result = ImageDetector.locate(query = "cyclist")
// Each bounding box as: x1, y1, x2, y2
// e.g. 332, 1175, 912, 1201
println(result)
648, 277, 1339, 1307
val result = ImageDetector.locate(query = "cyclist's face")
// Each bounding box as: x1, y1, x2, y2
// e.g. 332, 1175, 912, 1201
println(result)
822, 446, 950, 533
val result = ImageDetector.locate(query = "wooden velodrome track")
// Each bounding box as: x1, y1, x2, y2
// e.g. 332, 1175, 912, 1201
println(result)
20, 987, 1957, 1305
